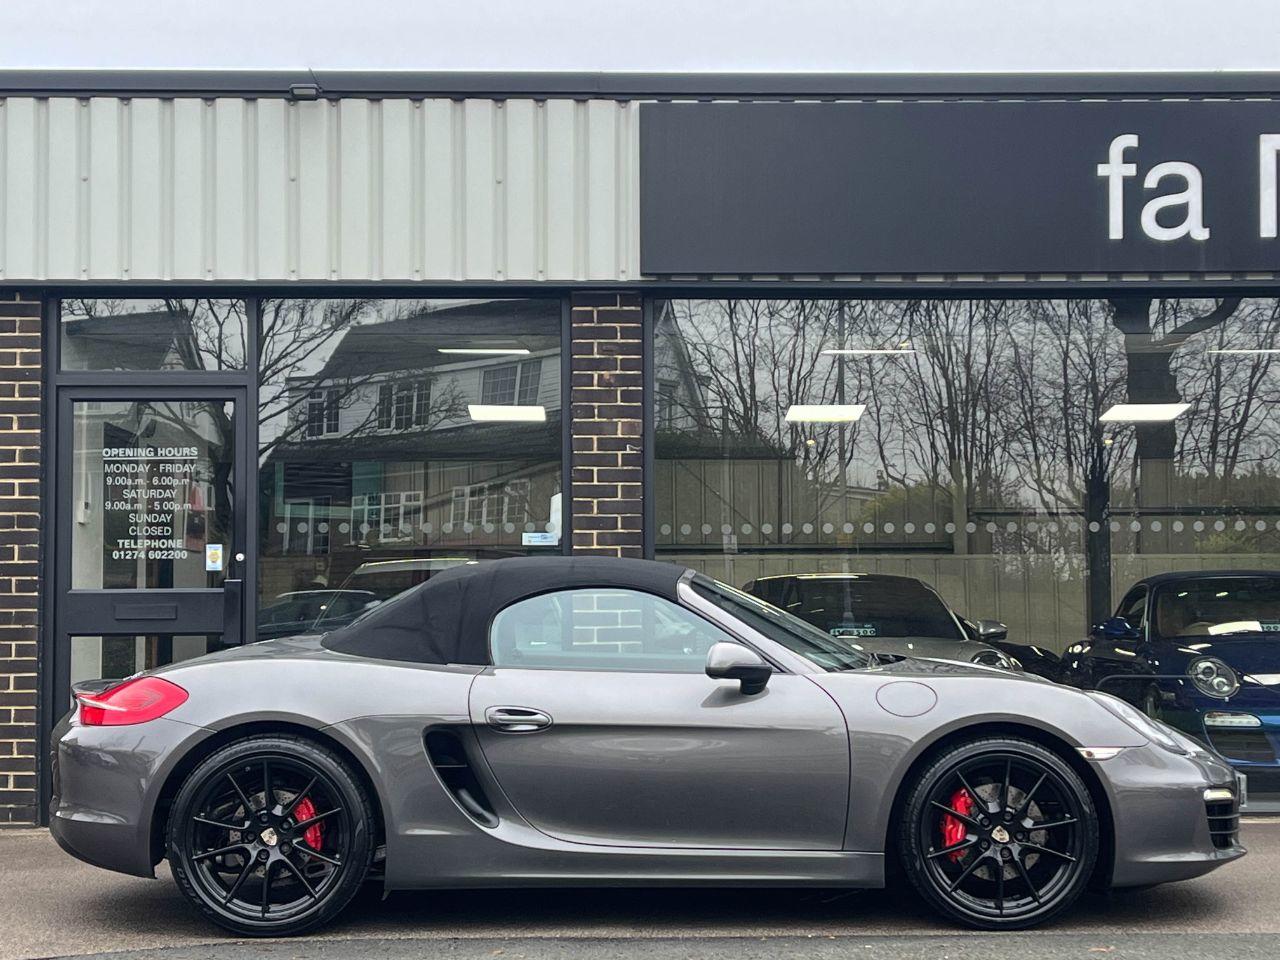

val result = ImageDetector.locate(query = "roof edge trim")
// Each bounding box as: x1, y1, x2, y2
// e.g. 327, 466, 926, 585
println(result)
3, 69, 1280, 99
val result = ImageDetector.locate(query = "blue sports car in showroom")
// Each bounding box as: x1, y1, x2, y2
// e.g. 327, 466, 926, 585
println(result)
1060, 570, 1280, 799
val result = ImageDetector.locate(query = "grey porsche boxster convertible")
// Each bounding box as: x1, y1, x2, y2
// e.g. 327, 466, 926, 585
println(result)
51, 557, 1244, 936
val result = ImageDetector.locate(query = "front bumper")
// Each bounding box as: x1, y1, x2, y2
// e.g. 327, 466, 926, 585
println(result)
49, 711, 212, 879
1158, 699, 1280, 797
1105, 741, 1246, 887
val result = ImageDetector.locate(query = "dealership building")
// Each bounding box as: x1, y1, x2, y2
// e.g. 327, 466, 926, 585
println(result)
2, 69, 1280, 825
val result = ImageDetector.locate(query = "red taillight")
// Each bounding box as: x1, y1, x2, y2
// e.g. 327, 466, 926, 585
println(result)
77, 676, 189, 726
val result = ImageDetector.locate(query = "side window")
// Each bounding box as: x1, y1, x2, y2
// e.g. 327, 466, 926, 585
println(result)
1116, 589, 1148, 632
489, 588, 731, 672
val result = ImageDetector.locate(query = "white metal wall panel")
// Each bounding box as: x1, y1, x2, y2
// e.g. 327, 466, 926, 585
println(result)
87, 98, 121, 279
2, 98, 37, 280
46, 98, 79, 279
128, 98, 163, 279
255, 99, 289, 280
0, 95, 642, 283
171, 98, 205, 280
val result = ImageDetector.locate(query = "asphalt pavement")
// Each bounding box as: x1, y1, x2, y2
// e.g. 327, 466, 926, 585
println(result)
2, 822, 1279, 960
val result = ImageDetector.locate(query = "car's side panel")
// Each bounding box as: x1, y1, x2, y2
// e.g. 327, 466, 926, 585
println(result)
155, 643, 483, 733
805, 667, 1149, 853
330, 714, 882, 889
50, 713, 212, 878
59, 650, 483, 879
467, 668, 850, 850
810, 664, 1242, 883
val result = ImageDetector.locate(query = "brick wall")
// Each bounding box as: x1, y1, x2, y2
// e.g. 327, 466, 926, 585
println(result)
569, 292, 644, 558
0, 294, 41, 826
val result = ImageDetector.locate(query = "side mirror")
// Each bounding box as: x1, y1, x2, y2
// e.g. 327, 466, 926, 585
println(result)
975, 619, 1009, 642
1100, 616, 1141, 644
705, 642, 772, 696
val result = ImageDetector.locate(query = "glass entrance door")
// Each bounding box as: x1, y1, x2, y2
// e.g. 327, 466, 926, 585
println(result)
54, 389, 249, 699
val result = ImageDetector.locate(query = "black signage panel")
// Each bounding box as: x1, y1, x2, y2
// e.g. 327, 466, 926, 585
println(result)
639, 100, 1280, 275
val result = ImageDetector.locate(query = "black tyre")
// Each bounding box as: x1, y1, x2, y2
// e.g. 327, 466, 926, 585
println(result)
899, 737, 1099, 930
168, 735, 374, 936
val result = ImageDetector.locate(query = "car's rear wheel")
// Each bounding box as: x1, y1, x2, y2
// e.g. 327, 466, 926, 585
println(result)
899, 737, 1099, 930
168, 735, 374, 936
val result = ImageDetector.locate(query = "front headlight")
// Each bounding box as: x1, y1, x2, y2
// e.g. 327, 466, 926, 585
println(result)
1086, 691, 1188, 754
1188, 658, 1240, 699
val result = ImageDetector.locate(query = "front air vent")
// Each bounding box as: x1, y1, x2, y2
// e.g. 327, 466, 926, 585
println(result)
1206, 729, 1278, 764
424, 729, 499, 828
1205, 797, 1240, 850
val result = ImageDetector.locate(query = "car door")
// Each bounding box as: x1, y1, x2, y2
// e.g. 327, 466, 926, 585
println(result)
1089, 586, 1150, 702
468, 586, 850, 850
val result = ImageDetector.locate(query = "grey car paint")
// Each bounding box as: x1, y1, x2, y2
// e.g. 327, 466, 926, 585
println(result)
51, 574, 1242, 896
861, 635, 1006, 663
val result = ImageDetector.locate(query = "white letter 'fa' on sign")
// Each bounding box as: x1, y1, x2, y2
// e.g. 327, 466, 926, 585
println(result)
1097, 135, 1209, 242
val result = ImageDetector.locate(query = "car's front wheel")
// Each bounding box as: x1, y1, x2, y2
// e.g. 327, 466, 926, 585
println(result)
168, 734, 374, 936
899, 736, 1099, 929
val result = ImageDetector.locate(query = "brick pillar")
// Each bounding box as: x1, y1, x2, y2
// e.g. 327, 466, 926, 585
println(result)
569, 292, 644, 558
0, 294, 41, 826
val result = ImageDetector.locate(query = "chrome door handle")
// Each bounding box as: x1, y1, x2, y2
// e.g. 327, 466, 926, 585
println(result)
485, 705, 553, 733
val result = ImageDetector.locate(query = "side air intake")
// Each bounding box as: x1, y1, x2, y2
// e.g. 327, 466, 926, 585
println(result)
424, 729, 499, 828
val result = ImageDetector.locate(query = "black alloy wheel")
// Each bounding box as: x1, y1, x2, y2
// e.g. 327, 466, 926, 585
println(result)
169, 735, 374, 936
900, 737, 1099, 929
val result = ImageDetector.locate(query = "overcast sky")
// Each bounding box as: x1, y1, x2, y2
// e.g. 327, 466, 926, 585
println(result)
0, 0, 1277, 73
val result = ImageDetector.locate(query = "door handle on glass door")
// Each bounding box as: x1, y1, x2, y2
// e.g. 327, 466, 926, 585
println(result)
485, 706, 553, 733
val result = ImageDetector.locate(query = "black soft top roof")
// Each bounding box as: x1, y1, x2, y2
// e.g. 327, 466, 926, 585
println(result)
321, 556, 690, 665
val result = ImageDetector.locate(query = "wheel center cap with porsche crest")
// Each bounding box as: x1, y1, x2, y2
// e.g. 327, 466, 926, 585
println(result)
991, 825, 1010, 844
260, 827, 279, 847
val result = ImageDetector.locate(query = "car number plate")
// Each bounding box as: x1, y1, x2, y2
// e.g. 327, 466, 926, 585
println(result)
1237, 772, 1249, 808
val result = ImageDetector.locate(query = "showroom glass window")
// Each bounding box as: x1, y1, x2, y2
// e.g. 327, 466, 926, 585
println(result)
653, 297, 1280, 651
60, 298, 248, 371
256, 299, 563, 641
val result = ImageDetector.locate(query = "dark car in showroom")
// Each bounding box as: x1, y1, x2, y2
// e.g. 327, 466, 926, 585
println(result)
256, 590, 381, 640
743, 573, 1061, 678
1059, 570, 1280, 799
52, 558, 1240, 936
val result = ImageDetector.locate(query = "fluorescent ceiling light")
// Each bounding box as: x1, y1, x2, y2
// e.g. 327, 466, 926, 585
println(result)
784, 404, 866, 423
1207, 348, 1280, 355
438, 347, 531, 356
821, 348, 916, 356
468, 404, 546, 422
1098, 402, 1191, 423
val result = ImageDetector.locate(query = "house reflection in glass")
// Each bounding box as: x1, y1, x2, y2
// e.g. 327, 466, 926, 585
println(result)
257, 299, 564, 637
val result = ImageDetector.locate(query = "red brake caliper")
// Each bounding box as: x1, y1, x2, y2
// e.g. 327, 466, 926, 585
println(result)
292, 796, 324, 851
941, 788, 974, 861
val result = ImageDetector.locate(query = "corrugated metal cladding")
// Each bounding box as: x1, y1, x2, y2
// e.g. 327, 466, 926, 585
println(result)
0, 97, 640, 282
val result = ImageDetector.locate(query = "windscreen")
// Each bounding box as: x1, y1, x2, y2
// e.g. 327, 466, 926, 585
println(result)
753, 576, 963, 641
692, 575, 873, 672
1154, 577, 1280, 638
